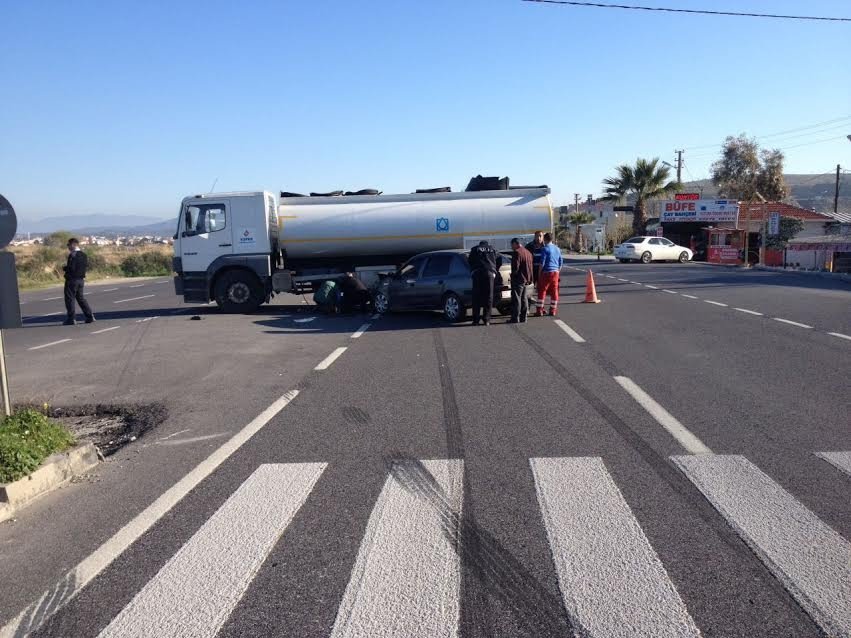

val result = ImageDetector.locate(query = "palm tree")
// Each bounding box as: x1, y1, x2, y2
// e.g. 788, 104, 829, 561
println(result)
602, 158, 680, 234
566, 212, 596, 252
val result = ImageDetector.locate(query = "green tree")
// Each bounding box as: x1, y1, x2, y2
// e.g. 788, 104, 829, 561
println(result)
602, 158, 679, 234
711, 134, 788, 201
764, 216, 804, 250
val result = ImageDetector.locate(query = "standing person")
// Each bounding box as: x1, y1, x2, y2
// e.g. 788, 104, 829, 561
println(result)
468, 240, 498, 326
63, 238, 95, 325
535, 232, 562, 317
509, 238, 533, 323
525, 231, 544, 313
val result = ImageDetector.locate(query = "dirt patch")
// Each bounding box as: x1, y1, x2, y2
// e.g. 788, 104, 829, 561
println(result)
42, 403, 166, 457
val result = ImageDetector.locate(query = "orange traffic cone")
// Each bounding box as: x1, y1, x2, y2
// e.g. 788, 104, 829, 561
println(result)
583, 270, 601, 303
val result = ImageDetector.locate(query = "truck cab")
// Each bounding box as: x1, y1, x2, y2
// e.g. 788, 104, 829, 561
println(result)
173, 191, 278, 312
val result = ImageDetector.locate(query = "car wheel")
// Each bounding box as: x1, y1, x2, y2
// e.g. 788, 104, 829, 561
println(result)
495, 302, 511, 316
214, 270, 264, 313
641, 251, 652, 264
443, 292, 465, 322
373, 290, 389, 314
678, 251, 690, 263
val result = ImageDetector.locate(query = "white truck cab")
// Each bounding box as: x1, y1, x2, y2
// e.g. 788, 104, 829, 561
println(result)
173, 191, 279, 312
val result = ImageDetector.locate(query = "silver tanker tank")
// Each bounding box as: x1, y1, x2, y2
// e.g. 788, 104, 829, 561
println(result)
278, 187, 553, 259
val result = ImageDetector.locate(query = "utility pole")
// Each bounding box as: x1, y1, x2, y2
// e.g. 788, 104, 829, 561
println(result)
675, 150, 683, 184
835, 164, 842, 214
574, 193, 581, 216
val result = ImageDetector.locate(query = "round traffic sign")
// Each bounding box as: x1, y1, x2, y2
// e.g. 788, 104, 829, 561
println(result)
0, 195, 17, 249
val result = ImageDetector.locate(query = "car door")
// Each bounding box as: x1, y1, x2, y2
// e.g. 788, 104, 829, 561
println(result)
647, 238, 666, 261
179, 200, 232, 273
390, 256, 428, 310
660, 238, 679, 259
415, 254, 454, 309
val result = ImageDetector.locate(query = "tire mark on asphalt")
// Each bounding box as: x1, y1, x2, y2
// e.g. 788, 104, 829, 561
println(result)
431, 329, 573, 638
509, 326, 822, 627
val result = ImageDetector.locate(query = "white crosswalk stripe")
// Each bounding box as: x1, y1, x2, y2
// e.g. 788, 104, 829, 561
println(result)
673, 454, 851, 638
331, 459, 463, 638
815, 451, 851, 479
98, 463, 326, 638
531, 457, 700, 637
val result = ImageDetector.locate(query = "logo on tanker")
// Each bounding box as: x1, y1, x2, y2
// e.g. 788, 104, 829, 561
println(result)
435, 217, 450, 232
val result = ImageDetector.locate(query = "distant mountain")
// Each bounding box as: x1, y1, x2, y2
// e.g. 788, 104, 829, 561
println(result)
17, 214, 168, 235
680, 173, 851, 214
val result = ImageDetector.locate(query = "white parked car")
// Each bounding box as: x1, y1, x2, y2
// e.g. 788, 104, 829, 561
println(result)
614, 236, 693, 264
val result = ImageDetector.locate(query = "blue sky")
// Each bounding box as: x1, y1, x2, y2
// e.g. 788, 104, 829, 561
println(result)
2, 0, 850, 220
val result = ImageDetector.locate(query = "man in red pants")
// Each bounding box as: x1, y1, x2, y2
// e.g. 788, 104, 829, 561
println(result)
535, 232, 562, 316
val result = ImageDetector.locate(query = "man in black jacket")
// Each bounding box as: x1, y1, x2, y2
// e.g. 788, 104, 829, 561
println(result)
468, 240, 498, 326
63, 238, 95, 325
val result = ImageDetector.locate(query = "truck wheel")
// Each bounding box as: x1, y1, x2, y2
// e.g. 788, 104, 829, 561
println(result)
214, 271, 264, 313
443, 293, 465, 322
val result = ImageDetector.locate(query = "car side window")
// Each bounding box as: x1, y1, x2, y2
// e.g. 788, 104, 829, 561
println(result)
449, 255, 469, 277
400, 257, 426, 279
649, 238, 663, 245
422, 254, 453, 278
661, 238, 675, 246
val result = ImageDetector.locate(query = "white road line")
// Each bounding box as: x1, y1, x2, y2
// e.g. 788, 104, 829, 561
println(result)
315, 347, 347, 370
617, 278, 628, 282
28, 339, 72, 351
129, 284, 145, 288
154, 280, 170, 284
681, 294, 699, 299
331, 459, 462, 638
815, 451, 851, 479
828, 332, 851, 341
630, 281, 642, 285
734, 308, 763, 316
531, 457, 700, 637
351, 323, 371, 339
704, 300, 728, 307
554, 319, 586, 343
114, 295, 155, 304
773, 318, 813, 329
645, 285, 659, 289
91, 326, 120, 335
43, 296, 62, 301
0, 389, 301, 638
662, 289, 678, 294
99, 463, 325, 638
614, 376, 712, 455
673, 454, 851, 637
101, 288, 119, 292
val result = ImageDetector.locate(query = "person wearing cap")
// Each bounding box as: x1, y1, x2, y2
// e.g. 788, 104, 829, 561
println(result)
468, 239, 498, 326
535, 232, 562, 317
62, 238, 95, 325
509, 238, 533, 323
525, 230, 544, 313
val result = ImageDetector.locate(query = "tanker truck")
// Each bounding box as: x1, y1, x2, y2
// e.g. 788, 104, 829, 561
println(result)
172, 181, 553, 312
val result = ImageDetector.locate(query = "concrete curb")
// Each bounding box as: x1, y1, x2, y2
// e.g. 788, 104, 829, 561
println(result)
0, 442, 99, 522
753, 265, 851, 283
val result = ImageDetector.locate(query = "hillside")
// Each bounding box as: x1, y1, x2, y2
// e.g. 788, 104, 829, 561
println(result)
680, 173, 851, 214
17, 214, 170, 235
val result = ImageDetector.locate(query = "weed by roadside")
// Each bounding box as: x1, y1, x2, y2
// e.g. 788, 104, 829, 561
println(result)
0, 409, 76, 483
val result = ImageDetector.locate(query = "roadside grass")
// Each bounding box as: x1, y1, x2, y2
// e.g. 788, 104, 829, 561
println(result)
0, 409, 76, 484
8, 244, 172, 290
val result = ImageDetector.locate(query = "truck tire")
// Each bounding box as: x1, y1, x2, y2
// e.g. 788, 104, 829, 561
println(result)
214, 270, 264, 313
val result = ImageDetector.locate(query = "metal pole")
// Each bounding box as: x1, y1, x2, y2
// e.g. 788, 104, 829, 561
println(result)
0, 329, 10, 417
835, 164, 841, 214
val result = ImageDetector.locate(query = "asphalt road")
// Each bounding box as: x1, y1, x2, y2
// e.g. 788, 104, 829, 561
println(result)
0, 262, 849, 638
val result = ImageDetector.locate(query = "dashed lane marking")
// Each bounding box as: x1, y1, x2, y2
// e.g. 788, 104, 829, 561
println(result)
101, 288, 119, 292
645, 285, 659, 289
91, 326, 120, 334
0, 389, 301, 638
828, 332, 851, 341
114, 295, 155, 304
704, 300, 728, 307
614, 376, 712, 455
43, 296, 63, 301
28, 339, 72, 351
351, 323, 371, 339
773, 318, 813, 329
662, 289, 678, 294
734, 308, 763, 316
129, 284, 145, 288
681, 294, 699, 299
554, 319, 586, 343
315, 347, 347, 370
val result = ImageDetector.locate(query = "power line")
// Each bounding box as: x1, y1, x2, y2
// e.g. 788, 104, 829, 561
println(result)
683, 116, 851, 151
522, 0, 851, 21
